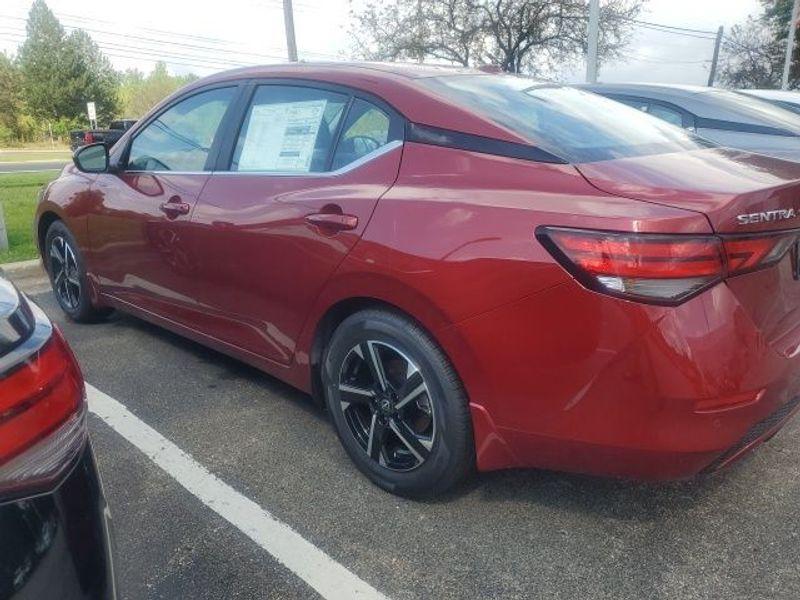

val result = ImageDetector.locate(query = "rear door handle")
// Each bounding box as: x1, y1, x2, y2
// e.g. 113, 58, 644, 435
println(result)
159, 197, 191, 217
305, 213, 359, 231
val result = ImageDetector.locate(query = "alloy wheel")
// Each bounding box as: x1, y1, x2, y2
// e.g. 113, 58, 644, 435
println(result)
49, 236, 81, 311
337, 341, 435, 471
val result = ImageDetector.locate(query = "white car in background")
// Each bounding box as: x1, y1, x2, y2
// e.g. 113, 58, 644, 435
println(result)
737, 89, 800, 115
579, 83, 800, 163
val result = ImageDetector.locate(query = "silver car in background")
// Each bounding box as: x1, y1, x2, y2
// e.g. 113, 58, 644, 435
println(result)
578, 83, 800, 162
737, 89, 800, 115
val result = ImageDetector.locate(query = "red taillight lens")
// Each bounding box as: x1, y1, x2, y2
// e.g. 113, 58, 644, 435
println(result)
0, 329, 86, 498
722, 234, 796, 275
537, 227, 797, 305
84, 132, 94, 144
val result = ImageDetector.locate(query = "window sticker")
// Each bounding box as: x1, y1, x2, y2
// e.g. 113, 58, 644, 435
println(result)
237, 99, 327, 171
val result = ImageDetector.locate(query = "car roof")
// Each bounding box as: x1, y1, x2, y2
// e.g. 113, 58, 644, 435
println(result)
739, 89, 800, 104
578, 82, 800, 133
151, 62, 551, 145
577, 82, 718, 97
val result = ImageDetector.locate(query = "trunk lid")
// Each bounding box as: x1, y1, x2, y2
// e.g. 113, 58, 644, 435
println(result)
575, 147, 800, 234
577, 147, 800, 356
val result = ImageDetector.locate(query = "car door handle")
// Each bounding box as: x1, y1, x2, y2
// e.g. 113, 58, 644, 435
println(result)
159, 198, 191, 217
305, 213, 359, 231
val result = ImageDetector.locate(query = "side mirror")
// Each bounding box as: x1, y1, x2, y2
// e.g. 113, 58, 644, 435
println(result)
73, 143, 109, 173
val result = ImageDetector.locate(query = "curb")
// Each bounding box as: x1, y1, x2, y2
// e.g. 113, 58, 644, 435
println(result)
0, 258, 44, 278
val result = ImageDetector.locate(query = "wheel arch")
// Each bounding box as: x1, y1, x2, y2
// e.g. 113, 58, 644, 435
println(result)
301, 269, 478, 401
37, 210, 63, 259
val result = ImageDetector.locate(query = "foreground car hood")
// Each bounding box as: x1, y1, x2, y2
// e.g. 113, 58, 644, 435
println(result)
575, 148, 800, 233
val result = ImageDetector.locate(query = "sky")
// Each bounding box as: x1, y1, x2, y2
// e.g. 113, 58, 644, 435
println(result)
0, 0, 764, 86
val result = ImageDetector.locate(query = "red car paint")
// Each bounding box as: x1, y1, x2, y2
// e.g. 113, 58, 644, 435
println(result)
37, 64, 800, 480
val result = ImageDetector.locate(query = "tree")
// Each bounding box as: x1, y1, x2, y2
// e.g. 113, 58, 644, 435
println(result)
16, 0, 68, 121
62, 30, 119, 124
118, 62, 198, 118
0, 53, 34, 144
720, 17, 784, 88
17, 0, 118, 125
720, 0, 800, 89
349, 0, 646, 76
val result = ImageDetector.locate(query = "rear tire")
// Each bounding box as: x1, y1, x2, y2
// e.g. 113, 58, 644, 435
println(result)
322, 309, 474, 498
44, 221, 111, 322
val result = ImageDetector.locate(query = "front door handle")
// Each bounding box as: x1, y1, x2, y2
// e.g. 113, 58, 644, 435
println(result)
159, 197, 191, 218
305, 213, 359, 231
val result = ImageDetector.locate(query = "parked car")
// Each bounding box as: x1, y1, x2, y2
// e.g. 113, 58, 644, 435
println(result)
70, 119, 137, 151
738, 88, 800, 115
579, 82, 800, 162
36, 64, 800, 497
0, 276, 115, 598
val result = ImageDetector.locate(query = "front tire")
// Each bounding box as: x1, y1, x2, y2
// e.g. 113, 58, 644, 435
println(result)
322, 309, 474, 498
44, 221, 111, 322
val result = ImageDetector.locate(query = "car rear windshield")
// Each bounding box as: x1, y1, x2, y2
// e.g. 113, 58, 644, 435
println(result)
420, 75, 714, 163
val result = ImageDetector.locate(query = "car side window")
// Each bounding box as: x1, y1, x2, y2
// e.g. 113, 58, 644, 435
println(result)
231, 85, 348, 173
646, 103, 684, 127
331, 99, 399, 171
127, 87, 236, 172
614, 96, 648, 112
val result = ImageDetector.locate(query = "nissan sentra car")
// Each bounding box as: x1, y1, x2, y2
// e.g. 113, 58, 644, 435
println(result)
35, 63, 800, 497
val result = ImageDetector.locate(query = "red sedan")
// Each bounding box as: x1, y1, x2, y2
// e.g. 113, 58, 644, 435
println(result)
36, 63, 800, 496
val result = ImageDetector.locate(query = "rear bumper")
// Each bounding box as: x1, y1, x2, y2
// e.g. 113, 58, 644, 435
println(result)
0, 443, 116, 600
446, 278, 800, 480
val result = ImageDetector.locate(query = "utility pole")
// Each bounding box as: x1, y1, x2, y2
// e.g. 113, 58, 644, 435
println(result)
782, 0, 800, 89
283, 0, 298, 62
586, 0, 600, 83
707, 26, 723, 87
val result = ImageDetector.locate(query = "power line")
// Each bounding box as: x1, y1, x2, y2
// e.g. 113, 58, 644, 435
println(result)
0, 12, 342, 60
630, 22, 718, 41
627, 19, 718, 36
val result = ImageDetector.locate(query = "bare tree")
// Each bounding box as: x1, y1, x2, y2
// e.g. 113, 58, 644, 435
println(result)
349, 0, 645, 76
719, 16, 784, 89
350, 0, 483, 66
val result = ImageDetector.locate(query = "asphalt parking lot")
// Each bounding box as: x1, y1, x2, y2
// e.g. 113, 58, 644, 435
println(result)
13, 277, 800, 600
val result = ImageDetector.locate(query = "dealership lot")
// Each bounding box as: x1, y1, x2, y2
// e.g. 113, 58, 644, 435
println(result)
18, 285, 800, 600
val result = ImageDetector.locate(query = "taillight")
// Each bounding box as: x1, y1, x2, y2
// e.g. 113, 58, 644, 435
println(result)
0, 328, 86, 499
537, 226, 796, 305
722, 234, 795, 275
84, 131, 94, 144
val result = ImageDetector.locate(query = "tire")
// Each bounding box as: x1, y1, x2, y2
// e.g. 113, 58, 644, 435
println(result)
44, 221, 111, 322
322, 309, 475, 498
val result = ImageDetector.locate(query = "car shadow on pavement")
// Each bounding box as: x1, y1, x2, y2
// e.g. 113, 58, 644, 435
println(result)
454, 466, 739, 520
104, 310, 330, 425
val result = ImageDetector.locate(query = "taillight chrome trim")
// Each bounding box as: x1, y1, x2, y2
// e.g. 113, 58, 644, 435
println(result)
0, 299, 53, 378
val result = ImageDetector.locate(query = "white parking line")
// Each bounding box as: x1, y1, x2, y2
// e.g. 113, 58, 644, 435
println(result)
86, 383, 389, 600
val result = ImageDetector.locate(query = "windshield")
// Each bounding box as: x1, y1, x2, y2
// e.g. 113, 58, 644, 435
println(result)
420, 75, 714, 163
710, 90, 800, 129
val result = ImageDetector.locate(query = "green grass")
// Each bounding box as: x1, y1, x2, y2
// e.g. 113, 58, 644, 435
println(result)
0, 151, 71, 163
0, 171, 59, 263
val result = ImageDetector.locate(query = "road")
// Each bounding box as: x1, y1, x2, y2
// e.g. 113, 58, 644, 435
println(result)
12, 278, 800, 599
0, 161, 66, 173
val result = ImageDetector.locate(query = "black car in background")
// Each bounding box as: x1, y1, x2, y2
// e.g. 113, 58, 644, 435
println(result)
69, 119, 137, 151
0, 276, 115, 599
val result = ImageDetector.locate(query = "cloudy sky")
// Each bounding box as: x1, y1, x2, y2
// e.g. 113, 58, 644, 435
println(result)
0, 0, 764, 85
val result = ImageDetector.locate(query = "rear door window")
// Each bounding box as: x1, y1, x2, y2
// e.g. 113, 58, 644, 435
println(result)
231, 85, 348, 172
331, 99, 401, 170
